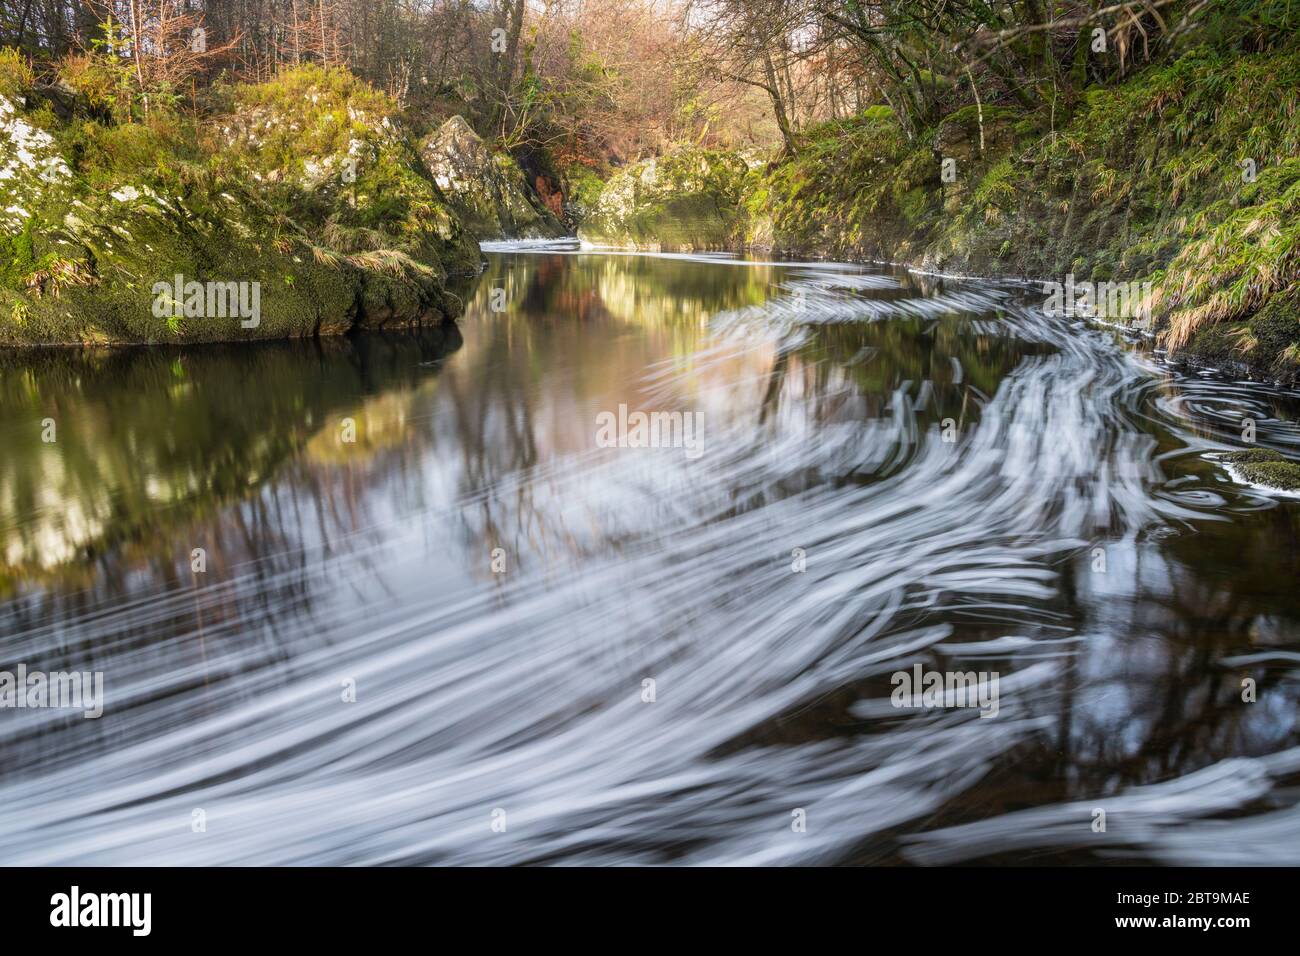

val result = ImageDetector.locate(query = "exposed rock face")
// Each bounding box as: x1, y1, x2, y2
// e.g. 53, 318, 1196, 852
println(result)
219, 67, 480, 281
419, 116, 565, 240
0, 63, 477, 346
576, 148, 756, 252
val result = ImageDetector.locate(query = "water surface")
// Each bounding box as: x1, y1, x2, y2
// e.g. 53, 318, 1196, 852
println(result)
2, 248, 1299, 865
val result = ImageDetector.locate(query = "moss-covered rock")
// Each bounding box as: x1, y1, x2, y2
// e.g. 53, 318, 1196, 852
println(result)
1215, 448, 1300, 489
216, 66, 480, 276
1219, 448, 1285, 464
1234, 459, 1300, 491
1243, 289, 1300, 378
1183, 321, 1246, 370
0, 60, 477, 346
1216, 448, 1300, 492
418, 116, 564, 240
561, 163, 607, 227
0, 180, 361, 345
577, 147, 758, 251
1180, 289, 1300, 381
741, 109, 943, 263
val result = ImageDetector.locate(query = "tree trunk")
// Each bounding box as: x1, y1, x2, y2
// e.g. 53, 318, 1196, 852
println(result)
762, 49, 797, 156
129, 0, 149, 118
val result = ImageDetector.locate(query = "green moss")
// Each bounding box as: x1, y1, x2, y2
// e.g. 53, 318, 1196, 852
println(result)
563, 164, 607, 222
1220, 448, 1284, 464
0, 218, 39, 290
212, 65, 478, 278
1235, 459, 1300, 491
1244, 289, 1300, 376
1, 58, 474, 346
578, 146, 754, 251
1179, 289, 1300, 379
1184, 321, 1245, 367
1218, 448, 1300, 491
743, 108, 917, 257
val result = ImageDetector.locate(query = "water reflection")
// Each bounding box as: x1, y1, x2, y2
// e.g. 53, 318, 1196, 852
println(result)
0, 250, 1298, 865
0, 327, 462, 586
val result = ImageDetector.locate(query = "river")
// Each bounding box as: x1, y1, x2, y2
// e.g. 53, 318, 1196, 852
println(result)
1, 245, 1298, 865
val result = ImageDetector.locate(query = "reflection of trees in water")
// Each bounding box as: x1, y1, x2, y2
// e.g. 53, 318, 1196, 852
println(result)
1064, 571, 1287, 779
438, 255, 1003, 570
0, 326, 475, 769
1065, 442, 1300, 786
880, 507, 1300, 863
760, 313, 1036, 443
2, 252, 770, 763
0, 485, 338, 770
471, 253, 779, 331
0, 326, 462, 590
438, 256, 1063, 568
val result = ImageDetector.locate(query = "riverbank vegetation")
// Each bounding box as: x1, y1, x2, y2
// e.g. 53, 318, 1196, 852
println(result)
572, 1, 1300, 382
0, 33, 491, 345
1, 1, 1298, 376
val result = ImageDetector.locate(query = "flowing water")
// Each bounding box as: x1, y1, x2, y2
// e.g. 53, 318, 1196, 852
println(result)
1, 246, 1299, 865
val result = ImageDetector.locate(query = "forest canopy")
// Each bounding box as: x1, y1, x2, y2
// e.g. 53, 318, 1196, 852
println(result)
5, 1, 1290, 168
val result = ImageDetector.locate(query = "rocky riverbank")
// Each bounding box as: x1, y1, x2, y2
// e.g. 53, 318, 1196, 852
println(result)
0, 55, 560, 347
573, 44, 1300, 385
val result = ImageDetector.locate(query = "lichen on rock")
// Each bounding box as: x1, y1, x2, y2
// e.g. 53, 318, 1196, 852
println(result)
0, 58, 478, 347
418, 115, 565, 241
